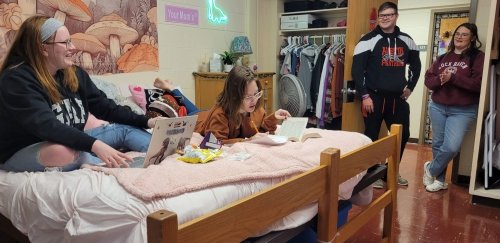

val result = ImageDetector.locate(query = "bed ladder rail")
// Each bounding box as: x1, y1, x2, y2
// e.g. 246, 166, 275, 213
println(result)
317, 124, 401, 243
148, 148, 337, 242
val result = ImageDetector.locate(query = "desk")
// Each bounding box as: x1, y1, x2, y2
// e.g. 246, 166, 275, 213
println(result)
193, 72, 275, 114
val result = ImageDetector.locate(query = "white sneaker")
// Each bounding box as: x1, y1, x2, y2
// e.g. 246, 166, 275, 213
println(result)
425, 180, 448, 192
372, 179, 386, 189
423, 161, 434, 186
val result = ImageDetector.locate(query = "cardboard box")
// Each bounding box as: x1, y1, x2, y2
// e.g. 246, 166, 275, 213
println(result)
281, 14, 316, 24
280, 21, 310, 30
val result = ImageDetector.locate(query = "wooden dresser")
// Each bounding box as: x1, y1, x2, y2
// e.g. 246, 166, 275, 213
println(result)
193, 72, 275, 114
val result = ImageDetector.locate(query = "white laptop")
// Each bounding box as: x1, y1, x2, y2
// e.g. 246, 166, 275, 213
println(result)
131, 115, 198, 168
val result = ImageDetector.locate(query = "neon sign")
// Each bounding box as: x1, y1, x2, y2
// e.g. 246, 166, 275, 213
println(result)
208, 0, 227, 24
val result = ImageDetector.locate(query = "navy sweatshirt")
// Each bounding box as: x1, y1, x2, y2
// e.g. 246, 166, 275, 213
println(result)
352, 25, 421, 97
0, 63, 149, 163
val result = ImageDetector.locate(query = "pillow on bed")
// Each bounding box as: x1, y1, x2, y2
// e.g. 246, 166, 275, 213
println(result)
129, 85, 166, 111
91, 77, 145, 115
129, 85, 147, 111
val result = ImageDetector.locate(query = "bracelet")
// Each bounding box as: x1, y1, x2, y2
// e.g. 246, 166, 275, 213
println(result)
362, 94, 370, 100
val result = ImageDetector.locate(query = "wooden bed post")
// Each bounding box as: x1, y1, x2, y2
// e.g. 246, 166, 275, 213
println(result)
147, 210, 178, 243
317, 148, 340, 242
383, 124, 402, 242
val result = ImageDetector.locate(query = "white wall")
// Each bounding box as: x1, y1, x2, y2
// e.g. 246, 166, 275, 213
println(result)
99, 0, 250, 105
100, 0, 475, 143
397, 0, 470, 141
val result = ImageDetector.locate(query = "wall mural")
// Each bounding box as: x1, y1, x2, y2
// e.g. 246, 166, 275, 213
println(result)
0, 0, 158, 75
424, 10, 469, 144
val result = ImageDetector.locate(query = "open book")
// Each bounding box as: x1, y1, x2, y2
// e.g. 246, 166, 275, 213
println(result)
247, 117, 321, 145
277, 117, 321, 142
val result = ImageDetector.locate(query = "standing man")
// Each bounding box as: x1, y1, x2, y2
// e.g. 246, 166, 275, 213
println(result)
352, 2, 421, 187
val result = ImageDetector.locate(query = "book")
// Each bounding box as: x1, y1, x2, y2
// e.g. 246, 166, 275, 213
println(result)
246, 118, 322, 145
277, 117, 321, 142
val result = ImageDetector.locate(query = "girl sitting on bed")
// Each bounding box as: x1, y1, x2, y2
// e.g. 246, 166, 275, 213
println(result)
0, 16, 161, 172
195, 66, 291, 144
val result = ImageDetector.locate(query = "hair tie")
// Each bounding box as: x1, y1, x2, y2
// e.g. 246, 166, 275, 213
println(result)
41, 18, 63, 42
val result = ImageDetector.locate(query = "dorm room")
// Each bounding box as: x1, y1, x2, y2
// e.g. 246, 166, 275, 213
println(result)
1, 0, 499, 242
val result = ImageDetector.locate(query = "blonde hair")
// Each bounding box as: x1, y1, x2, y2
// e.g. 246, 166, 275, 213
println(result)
0, 15, 78, 104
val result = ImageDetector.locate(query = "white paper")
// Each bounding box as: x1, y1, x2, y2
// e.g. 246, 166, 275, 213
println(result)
246, 134, 288, 146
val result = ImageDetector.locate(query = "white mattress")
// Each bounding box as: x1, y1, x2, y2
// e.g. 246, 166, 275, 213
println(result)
0, 129, 373, 242
0, 167, 369, 243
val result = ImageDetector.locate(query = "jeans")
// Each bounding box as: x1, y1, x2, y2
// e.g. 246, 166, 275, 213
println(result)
0, 124, 151, 172
171, 89, 200, 115
427, 101, 477, 182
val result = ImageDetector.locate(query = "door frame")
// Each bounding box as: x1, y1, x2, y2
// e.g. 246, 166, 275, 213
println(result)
418, 7, 470, 144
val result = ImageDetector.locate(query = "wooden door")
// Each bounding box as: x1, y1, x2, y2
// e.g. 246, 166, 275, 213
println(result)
341, 0, 398, 132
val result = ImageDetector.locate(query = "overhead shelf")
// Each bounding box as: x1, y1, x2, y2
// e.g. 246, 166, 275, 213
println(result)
280, 8, 347, 34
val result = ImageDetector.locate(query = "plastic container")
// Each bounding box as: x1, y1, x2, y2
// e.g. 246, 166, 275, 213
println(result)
288, 201, 352, 242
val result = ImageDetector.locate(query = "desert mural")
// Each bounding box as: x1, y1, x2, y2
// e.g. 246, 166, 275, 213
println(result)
0, 0, 158, 75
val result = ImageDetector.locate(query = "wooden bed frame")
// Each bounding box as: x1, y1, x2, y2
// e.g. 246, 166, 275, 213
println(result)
147, 124, 401, 243
0, 125, 401, 243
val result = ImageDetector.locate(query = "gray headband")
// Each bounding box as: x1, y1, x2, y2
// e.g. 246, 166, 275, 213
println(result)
41, 18, 63, 42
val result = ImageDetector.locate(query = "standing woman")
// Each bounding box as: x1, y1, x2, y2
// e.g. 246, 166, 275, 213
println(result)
196, 66, 290, 144
423, 23, 485, 192
0, 16, 158, 172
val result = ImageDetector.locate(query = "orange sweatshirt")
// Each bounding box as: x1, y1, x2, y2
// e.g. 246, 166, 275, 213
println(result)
195, 106, 277, 144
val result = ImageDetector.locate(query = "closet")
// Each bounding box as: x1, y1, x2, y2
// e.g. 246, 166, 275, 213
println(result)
469, 0, 500, 204
269, 0, 395, 132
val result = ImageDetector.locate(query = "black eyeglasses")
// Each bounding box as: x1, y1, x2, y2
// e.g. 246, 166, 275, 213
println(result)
378, 13, 396, 19
44, 39, 72, 48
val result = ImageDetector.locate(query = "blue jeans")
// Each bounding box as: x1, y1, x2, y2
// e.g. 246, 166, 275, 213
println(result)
0, 124, 151, 172
427, 101, 477, 182
171, 89, 199, 115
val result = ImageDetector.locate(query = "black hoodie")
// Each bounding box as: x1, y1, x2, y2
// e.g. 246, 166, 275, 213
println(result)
352, 25, 421, 97
0, 63, 149, 163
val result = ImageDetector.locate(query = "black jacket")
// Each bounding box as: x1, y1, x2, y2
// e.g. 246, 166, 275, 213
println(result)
352, 25, 421, 97
0, 63, 149, 163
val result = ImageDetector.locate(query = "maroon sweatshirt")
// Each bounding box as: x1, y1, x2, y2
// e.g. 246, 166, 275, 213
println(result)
424, 50, 485, 106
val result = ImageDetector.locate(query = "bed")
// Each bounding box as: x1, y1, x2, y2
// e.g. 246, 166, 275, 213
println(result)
0, 125, 401, 243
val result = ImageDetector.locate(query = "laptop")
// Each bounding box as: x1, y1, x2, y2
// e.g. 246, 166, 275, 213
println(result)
130, 115, 198, 168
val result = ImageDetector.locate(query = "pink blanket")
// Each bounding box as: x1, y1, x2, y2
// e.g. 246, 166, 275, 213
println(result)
91, 129, 371, 200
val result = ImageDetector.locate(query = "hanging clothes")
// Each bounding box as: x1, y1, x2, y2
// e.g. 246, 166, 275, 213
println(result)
297, 45, 315, 110
331, 48, 345, 118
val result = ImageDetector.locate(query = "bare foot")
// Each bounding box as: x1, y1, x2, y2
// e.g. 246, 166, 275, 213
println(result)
154, 78, 175, 91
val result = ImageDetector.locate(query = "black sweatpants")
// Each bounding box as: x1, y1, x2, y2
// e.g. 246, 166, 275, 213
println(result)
363, 92, 410, 161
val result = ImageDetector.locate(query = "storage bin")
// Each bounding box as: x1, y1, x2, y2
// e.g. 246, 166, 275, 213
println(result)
284, 0, 313, 12
288, 201, 352, 243
280, 21, 311, 30
281, 14, 316, 24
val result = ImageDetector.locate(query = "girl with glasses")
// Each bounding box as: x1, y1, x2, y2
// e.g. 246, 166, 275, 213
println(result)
196, 66, 290, 144
0, 16, 161, 172
423, 23, 485, 192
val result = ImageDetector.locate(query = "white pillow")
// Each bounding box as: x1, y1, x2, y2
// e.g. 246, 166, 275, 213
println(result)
90, 77, 145, 115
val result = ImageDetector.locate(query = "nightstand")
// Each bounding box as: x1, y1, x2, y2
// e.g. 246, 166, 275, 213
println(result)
193, 72, 275, 114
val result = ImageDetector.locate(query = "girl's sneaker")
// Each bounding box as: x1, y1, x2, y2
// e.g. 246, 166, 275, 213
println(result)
423, 161, 434, 186
426, 180, 448, 192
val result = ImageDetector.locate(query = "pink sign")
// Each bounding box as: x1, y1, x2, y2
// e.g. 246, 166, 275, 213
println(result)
165, 5, 199, 25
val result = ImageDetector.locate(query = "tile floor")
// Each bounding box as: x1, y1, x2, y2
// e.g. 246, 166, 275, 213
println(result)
346, 144, 500, 243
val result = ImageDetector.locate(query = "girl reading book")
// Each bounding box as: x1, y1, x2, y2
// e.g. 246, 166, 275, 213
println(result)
195, 66, 290, 144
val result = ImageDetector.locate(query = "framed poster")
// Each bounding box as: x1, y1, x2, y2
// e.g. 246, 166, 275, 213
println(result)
0, 0, 158, 75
